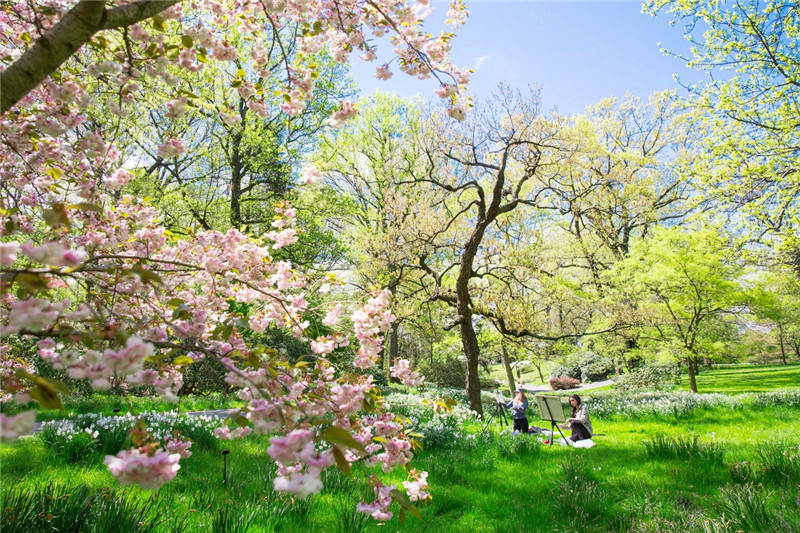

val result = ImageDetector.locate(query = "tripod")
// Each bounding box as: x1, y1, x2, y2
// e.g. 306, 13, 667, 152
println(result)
482, 401, 509, 431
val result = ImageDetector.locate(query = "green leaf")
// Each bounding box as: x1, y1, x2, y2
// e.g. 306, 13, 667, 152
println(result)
391, 489, 422, 520
172, 303, 192, 320
166, 298, 184, 308
131, 263, 162, 285
42, 203, 70, 229
29, 377, 67, 410
322, 427, 366, 453
181, 35, 193, 48
172, 355, 195, 367
151, 15, 165, 31
331, 445, 350, 476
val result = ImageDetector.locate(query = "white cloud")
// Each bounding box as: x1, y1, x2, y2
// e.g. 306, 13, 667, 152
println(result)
474, 55, 488, 70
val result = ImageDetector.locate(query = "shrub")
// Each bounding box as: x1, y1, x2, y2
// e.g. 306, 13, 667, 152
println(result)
585, 391, 743, 419
550, 351, 614, 383
614, 364, 680, 391
549, 376, 580, 390
416, 356, 494, 389
417, 356, 468, 388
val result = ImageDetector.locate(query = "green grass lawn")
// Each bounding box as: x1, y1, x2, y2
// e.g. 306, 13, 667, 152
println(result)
3, 365, 800, 532
3, 402, 798, 532
679, 363, 800, 393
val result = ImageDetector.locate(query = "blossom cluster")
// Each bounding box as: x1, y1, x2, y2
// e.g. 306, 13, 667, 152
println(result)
105, 448, 182, 490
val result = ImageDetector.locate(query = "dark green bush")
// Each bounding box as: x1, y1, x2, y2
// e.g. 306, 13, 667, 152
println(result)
550, 351, 614, 383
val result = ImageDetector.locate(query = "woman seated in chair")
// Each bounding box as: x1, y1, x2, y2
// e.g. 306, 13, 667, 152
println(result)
560, 394, 592, 441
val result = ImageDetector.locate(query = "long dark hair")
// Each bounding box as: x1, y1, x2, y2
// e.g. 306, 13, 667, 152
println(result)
569, 394, 581, 417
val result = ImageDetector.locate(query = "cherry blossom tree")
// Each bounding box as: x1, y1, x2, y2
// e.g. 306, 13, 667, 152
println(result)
1, 0, 464, 520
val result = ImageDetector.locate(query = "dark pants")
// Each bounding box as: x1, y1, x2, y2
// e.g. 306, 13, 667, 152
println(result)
569, 422, 591, 442
513, 418, 529, 433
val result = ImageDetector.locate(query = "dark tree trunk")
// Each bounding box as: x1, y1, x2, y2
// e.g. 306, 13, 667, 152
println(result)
230, 131, 243, 229
386, 321, 399, 380
778, 324, 787, 365
687, 356, 698, 393
500, 341, 515, 395
457, 230, 484, 415
793, 339, 800, 361
460, 311, 483, 415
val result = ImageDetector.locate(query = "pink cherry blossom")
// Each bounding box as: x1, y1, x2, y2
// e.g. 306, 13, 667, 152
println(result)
322, 303, 342, 326
357, 480, 395, 521
403, 469, 430, 502
300, 165, 322, 185
266, 228, 299, 249
157, 138, 186, 159
390, 359, 425, 387
0, 411, 35, 442
328, 101, 358, 128
0, 242, 20, 266
375, 65, 393, 80
106, 168, 134, 190
214, 425, 253, 440
104, 448, 181, 490
165, 436, 193, 458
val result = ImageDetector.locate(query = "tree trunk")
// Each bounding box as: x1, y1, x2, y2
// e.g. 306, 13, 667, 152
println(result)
778, 324, 787, 365
500, 341, 515, 395
460, 311, 483, 415
793, 339, 800, 361
230, 131, 243, 229
687, 357, 698, 393
533, 361, 545, 383
386, 321, 399, 380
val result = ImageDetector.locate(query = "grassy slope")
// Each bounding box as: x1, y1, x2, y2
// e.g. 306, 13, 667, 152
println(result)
679, 364, 800, 393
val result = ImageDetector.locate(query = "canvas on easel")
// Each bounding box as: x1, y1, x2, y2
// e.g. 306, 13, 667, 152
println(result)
535, 395, 572, 446
535, 395, 566, 422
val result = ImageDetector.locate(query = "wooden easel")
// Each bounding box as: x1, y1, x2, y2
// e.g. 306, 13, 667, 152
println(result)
536, 395, 573, 447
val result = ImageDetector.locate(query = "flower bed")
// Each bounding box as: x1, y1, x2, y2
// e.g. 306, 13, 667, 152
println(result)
38, 411, 223, 462
584, 390, 800, 419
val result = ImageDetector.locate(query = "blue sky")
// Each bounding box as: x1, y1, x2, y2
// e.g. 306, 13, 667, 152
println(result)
350, 0, 699, 114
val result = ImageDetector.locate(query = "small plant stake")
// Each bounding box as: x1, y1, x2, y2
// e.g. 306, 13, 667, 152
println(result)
222, 449, 230, 486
